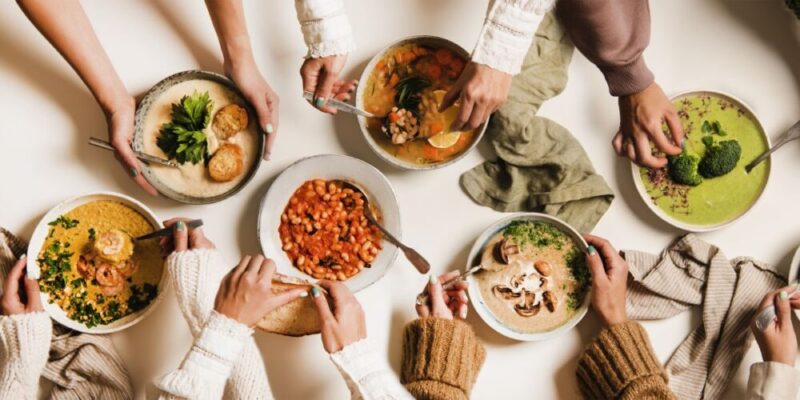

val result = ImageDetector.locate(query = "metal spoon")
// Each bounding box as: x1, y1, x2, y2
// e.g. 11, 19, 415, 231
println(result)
302, 92, 378, 119
334, 180, 430, 274
88, 137, 178, 168
745, 120, 800, 173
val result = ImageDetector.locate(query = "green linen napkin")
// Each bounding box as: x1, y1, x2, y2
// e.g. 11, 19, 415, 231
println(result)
460, 13, 614, 233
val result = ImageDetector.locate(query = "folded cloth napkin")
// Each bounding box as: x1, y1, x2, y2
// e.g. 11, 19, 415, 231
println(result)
460, 13, 615, 233
623, 234, 785, 400
0, 227, 134, 399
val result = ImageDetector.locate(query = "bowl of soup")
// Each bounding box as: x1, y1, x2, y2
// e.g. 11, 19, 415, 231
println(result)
27, 192, 166, 333
356, 36, 487, 170
466, 213, 591, 341
631, 90, 771, 232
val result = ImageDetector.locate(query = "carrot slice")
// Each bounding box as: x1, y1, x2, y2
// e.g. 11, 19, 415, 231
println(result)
429, 121, 444, 135
427, 64, 442, 80
435, 49, 453, 65
389, 73, 400, 87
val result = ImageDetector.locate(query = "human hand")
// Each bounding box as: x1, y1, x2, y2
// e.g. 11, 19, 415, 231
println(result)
159, 218, 216, 257
1, 255, 43, 315
300, 55, 357, 114
106, 99, 159, 196
310, 281, 366, 353
584, 235, 629, 327
751, 286, 800, 366
439, 62, 511, 132
214, 255, 307, 326
416, 272, 470, 320
615, 82, 684, 168
224, 57, 279, 160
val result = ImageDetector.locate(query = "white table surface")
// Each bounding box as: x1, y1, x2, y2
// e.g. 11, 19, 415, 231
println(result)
2, 1, 799, 399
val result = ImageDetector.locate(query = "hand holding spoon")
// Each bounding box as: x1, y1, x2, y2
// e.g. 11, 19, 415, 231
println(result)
334, 180, 430, 274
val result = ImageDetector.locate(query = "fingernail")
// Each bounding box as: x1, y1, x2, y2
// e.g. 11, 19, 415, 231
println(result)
19, 254, 26, 261
459, 307, 468, 319
314, 97, 326, 108
681, 139, 687, 149
310, 286, 321, 297
429, 274, 438, 285
460, 292, 469, 302
298, 290, 309, 298
780, 291, 789, 301
265, 123, 274, 134
176, 221, 186, 231
129, 167, 138, 177
588, 245, 597, 255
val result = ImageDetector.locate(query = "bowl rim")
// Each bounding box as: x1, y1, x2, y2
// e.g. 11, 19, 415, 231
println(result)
465, 213, 591, 342
26, 191, 167, 334
133, 69, 265, 204
256, 153, 402, 293
355, 35, 488, 171
630, 89, 772, 233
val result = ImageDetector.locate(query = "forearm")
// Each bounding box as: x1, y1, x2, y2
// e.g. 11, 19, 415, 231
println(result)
556, 0, 654, 96
0, 312, 52, 400
204, 0, 256, 69
472, 0, 556, 75
157, 311, 253, 400
330, 339, 414, 400
17, 0, 131, 113
295, 0, 356, 58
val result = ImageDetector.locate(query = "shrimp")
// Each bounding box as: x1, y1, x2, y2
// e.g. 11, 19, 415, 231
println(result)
76, 255, 95, 280
116, 259, 138, 278
96, 263, 123, 296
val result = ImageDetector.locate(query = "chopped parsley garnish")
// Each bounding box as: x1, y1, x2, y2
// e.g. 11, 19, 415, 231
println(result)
48, 215, 79, 230
88, 227, 96, 240
566, 246, 591, 310
503, 221, 566, 250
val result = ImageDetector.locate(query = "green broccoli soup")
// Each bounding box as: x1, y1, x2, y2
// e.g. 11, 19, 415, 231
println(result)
638, 92, 770, 228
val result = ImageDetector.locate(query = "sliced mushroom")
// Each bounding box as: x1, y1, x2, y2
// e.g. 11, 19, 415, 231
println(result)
542, 291, 558, 312
534, 260, 552, 276
514, 290, 541, 317
510, 274, 526, 290
494, 238, 520, 264
492, 285, 522, 300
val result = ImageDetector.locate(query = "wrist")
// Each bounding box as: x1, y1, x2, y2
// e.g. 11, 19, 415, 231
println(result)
766, 353, 797, 367
100, 95, 135, 119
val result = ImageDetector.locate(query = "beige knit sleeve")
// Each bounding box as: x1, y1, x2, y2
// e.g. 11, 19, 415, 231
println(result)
746, 362, 800, 400
401, 318, 486, 400
576, 321, 677, 400
0, 311, 52, 400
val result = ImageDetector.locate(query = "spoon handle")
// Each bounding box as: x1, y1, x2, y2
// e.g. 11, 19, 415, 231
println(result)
415, 265, 482, 306
301, 91, 376, 118
366, 212, 430, 274
746, 120, 800, 173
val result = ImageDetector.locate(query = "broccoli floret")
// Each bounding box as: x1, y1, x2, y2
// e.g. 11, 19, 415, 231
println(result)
668, 152, 703, 186
698, 140, 741, 178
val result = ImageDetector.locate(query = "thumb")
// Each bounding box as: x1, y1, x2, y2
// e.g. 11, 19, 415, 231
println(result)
586, 247, 609, 289
311, 286, 335, 323
314, 68, 339, 112
438, 85, 460, 112
427, 275, 449, 318
776, 290, 792, 328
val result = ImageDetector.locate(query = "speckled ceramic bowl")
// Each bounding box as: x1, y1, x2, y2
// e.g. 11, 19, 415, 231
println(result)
355, 36, 487, 170
133, 70, 264, 204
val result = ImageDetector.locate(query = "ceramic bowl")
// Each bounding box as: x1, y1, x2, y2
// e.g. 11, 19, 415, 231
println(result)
630, 90, 771, 232
133, 70, 264, 204
466, 213, 591, 341
27, 192, 167, 334
258, 154, 401, 293
355, 35, 487, 170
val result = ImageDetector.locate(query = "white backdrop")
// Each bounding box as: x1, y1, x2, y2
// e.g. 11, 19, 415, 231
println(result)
1, 1, 799, 399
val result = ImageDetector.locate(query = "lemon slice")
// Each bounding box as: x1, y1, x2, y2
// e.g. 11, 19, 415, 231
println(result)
426, 90, 462, 148
428, 131, 461, 148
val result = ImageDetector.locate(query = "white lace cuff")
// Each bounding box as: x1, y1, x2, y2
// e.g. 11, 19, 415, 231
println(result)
166, 248, 226, 336
156, 311, 253, 399
296, 0, 356, 58
471, 0, 555, 75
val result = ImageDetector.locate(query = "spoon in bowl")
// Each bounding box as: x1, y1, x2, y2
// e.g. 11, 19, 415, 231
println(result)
333, 180, 430, 274
745, 120, 800, 173
302, 92, 378, 118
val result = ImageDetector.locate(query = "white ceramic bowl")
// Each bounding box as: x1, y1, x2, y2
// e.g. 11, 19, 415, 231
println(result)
630, 90, 772, 232
355, 35, 488, 170
466, 213, 591, 341
27, 192, 167, 334
258, 154, 401, 292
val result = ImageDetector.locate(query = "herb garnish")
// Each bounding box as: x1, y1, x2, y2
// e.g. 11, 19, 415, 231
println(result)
88, 227, 96, 240
395, 76, 430, 118
49, 215, 79, 230
157, 91, 213, 164
566, 246, 590, 310
503, 221, 566, 250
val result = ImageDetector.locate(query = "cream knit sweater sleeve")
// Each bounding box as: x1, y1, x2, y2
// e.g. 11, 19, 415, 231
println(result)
0, 311, 52, 400
296, 0, 356, 58
471, 0, 556, 75
330, 338, 413, 400
159, 248, 274, 400
746, 361, 800, 400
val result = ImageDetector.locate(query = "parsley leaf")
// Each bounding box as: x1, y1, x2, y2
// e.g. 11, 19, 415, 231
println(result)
48, 215, 79, 229
157, 91, 213, 165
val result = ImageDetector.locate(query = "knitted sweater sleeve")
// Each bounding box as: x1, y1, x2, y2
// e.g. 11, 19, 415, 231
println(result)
0, 311, 52, 400
330, 338, 414, 400
746, 362, 800, 400
156, 311, 253, 400
295, 0, 356, 58
471, 0, 556, 75
400, 318, 486, 400
576, 321, 677, 400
